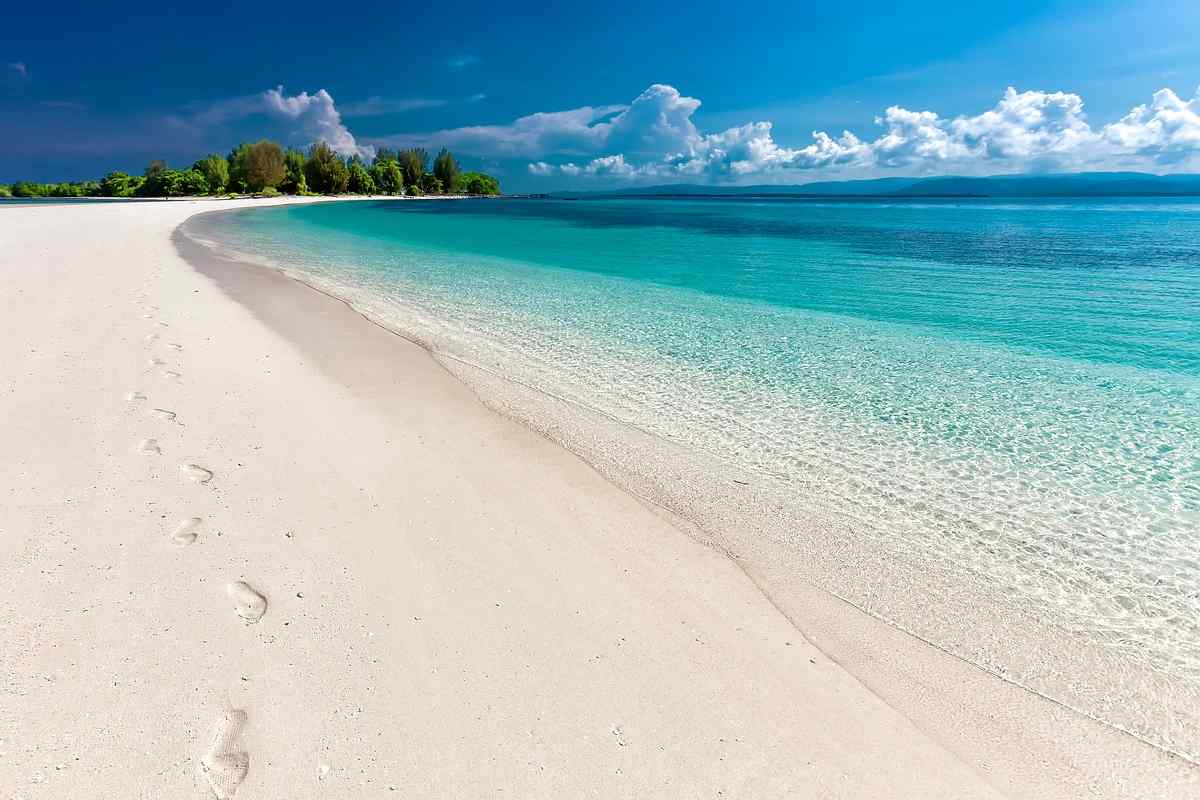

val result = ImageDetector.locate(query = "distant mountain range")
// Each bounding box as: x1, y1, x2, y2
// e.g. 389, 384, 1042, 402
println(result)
555, 172, 1200, 198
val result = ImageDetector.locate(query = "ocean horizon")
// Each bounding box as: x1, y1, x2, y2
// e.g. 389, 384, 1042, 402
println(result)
185, 195, 1200, 757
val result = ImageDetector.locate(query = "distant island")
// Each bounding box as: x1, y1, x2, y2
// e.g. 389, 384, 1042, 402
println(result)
556, 172, 1200, 199
0, 140, 501, 199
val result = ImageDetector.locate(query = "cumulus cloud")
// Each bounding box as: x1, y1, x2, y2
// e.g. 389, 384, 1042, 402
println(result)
559, 154, 647, 177
261, 87, 370, 158
667, 121, 806, 176
605, 84, 702, 156
842, 85, 1200, 174
790, 130, 871, 169
371, 84, 692, 157
450, 83, 1200, 182
372, 82, 878, 177
947, 87, 1092, 162
187, 86, 372, 158
1102, 87, 1200, 164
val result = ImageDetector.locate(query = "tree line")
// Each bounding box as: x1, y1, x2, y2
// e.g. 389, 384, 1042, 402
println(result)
0, 141, 500, 199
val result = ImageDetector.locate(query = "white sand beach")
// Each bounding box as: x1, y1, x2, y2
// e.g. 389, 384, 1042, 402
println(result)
1, 199, 1195, 799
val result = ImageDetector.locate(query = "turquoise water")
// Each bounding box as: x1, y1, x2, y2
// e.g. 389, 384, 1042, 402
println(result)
190, 197, 1200, 745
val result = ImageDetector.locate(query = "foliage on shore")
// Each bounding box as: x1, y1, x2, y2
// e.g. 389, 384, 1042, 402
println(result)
1, 141, 501, 199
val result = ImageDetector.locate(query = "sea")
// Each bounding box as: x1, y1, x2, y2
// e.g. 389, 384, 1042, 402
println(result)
184, 195, 1200, 757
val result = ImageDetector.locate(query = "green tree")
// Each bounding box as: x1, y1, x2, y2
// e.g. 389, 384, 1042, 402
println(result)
419, 173, 442, 194
280, 148, 308, 194
12, 181, 50, 197
398, 148, 427, 188
227, 143, 252, 193
373, 147, 398, 164
244, 140, 285, 192
164, 169, 188, 196
193, 154, 229, 194
139, 168, 189, 197
347, 162, 377, 194
304, 141, 349, 194
455, 171, 501, 196
138, 161, 174, 197
0, 184, 11, 198
432, 148, 459, 194
179, 169, 209, 196
370, 160, 404, 195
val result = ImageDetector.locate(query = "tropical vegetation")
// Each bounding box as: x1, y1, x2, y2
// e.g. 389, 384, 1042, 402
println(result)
1, 140, 501, 199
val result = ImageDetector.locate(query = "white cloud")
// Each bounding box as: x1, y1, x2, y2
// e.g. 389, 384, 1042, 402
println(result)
948, 87, 1092, 162
372, 84, 701, 160
844, 85, 1200, 174
7, 61, 28, 80
184, 86, 372, 158
559, 154, 646, 177
470, 83, 1200, 182
261, 87, 371, 158
667, 121, 805, 176
605, 84, 702, 157
791, 130, 871, 169
871, 106, 972, 167
371, 102, 625, 157
1102, 87, 1200, 164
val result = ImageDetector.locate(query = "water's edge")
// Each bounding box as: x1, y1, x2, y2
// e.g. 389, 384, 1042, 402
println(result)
175, 209, 1199, 764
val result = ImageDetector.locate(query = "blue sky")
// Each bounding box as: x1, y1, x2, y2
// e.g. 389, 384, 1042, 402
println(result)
2, 0, 1199, 189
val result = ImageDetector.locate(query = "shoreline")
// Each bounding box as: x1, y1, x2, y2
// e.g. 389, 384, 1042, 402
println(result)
1, 198, 1193, 798
179, 203, 1200, 768
176, 202, 1199, 793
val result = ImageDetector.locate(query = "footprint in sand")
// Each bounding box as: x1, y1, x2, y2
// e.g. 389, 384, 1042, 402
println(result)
227, 581, 268, 623
173, 517, 202, 545
166, 342, 183, 351
151, 407, 178, 423
199, 709, 249, 799
180, 464, 213, 484
137, 438, 161, 455
127, 391, 148, 402
156, 321, 170, 328
144, 333, 160, 346
163, 370, 183, 380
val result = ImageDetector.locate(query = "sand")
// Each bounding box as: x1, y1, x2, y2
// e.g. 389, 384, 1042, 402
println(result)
0, 198, 1194, 798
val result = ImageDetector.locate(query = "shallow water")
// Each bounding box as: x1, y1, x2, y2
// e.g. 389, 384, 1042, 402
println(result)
188, 196, 1200, 752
